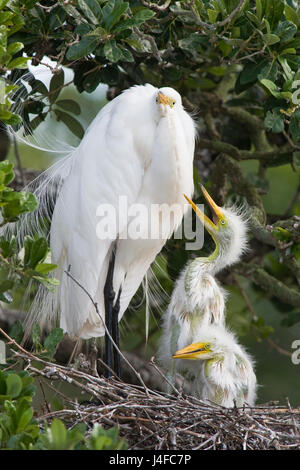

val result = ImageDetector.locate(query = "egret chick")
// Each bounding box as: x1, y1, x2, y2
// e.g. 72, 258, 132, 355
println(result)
159, 187, 248, 375
173, 324, 257, 407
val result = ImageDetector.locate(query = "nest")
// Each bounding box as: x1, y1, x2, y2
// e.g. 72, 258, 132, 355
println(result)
12, 348, 300, 451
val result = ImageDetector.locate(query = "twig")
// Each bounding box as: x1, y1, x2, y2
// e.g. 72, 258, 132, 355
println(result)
149, 356, 179, 396
141, 0, 170, 11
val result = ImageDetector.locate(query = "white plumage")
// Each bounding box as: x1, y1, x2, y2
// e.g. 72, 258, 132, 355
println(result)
172, 324, 257, 407
158, 189, 256, 407
19, 84, 196, 339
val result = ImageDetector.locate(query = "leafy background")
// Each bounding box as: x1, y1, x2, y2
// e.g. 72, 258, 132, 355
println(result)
0, 0, 299, 421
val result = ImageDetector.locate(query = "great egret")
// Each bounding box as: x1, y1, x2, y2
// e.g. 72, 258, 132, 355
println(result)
172, 324, 257, 407
158, 187, 248, 380
15, 83, 196, 376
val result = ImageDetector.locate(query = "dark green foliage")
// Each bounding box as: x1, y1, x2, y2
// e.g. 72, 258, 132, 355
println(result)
0, 369, 127, 450
0, 162, 58, 303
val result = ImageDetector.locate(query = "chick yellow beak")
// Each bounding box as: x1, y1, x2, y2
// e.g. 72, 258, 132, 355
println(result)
173, 342, 210, 360
184, 186, 224, 231
157, 92, 175, 108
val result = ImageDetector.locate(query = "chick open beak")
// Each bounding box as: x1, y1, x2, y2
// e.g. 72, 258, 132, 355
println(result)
157, 92, 174, 108
184, 186, 224, 232
173, 342, 209, 360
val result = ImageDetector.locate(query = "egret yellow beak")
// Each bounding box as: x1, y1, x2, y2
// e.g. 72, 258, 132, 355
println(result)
173, 342, 211, 360
157, 92, 175, 108
184, 186, 224, 232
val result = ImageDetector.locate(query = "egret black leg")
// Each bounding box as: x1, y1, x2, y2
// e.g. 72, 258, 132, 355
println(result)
104, 250, 116, 378
112, 288, 122, 378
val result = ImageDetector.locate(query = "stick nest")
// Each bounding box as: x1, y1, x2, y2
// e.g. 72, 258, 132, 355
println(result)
16, 351, 300, 451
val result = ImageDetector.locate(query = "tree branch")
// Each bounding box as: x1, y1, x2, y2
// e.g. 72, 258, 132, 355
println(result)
236, 263, 300, 307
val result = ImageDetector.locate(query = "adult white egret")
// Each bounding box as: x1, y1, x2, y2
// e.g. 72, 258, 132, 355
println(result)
158, 188, 248, 383
172, 324, 257, 407
16, 83, 196, 376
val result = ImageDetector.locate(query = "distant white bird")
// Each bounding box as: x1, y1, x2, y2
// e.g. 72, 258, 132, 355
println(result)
172, 324, 257, 407
158, 188, 248, 383
15, 83, 196, 375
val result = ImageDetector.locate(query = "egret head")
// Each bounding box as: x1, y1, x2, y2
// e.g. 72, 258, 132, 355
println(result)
173, 340, 215, 361
172, 326, 236, 362
156, 87, 182, 116
184, 186, 248, 268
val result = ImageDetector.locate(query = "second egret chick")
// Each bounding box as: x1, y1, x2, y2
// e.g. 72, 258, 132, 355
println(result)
158, 187, 248, 375
173, 324, 257, 407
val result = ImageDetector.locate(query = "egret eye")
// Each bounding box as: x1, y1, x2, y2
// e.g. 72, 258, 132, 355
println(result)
220, 220, 225, 225
205, 343, 211, 350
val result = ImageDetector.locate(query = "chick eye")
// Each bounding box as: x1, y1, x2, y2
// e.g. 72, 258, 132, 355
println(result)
205, 343, 210, 350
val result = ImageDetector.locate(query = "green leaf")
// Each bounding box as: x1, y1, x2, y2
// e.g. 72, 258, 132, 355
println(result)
35, 263, 57, 275
118, 44, 134, 62
239, 59, 268, 85
99, 65, 120, 85
102, 0, 129, 31
6, 374, 22, 399
0, 160, 14, 185
272, 226, 292, 242
54, 109, 84, 139
82, 69, 102, 92
31, 323, 42, 350
16, 405, 33, 431
44, 328, 64, 354
7, 56, 29, 69
9, 321, 24, 344
49, 419, 67, 449
257, 61, 278, 82
265, 0, 284, 30
260, 78, 281, 98
207, 8, 219, 23
262, 33, 280, 45
264, 108, 285, 133
24, 237, 48, 269
277, 55, 293, 80
103, 39, 122, 62
207, 66, 226, 76
275, 21, 297, 42
66, 35, 99, 60
1, 112, 22, 126
0, 235, 17, 258
1, 191, 38, 220
284, 4, 299, 26
32, 79, 49, 96
78, 0, 101, 24
56, 99, 81, 115
7, 42, 24, 55
256, 0, 263, 22
49, 70, 64, 104
179, 33, 207, 52
114, 8, 155, 32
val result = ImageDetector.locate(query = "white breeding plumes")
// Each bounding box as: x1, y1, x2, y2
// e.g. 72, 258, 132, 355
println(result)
158, 187, 249, 374
172, 324, 257, 407
14, 84, 196, 341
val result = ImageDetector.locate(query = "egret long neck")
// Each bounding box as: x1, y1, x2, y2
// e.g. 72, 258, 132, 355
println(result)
201, 228, 237, 275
